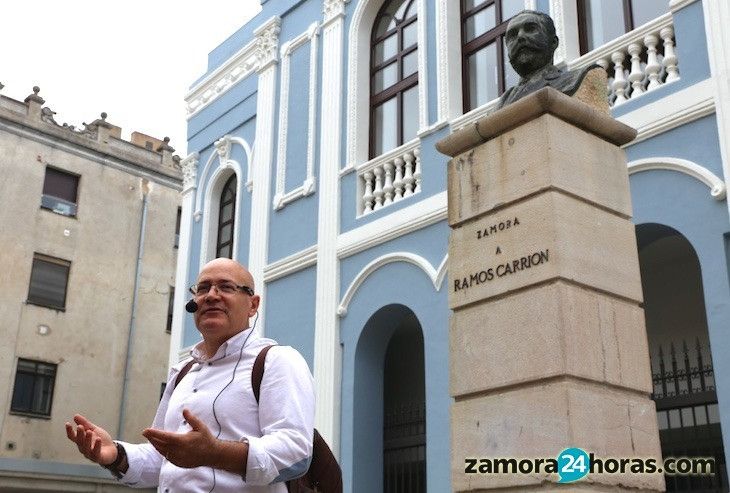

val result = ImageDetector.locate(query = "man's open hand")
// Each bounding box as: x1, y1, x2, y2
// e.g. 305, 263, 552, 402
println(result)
142, 409, 219, 468
65, 415, 118, 465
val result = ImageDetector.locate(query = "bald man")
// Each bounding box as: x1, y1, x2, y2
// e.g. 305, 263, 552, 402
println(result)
66, 258, 315, 492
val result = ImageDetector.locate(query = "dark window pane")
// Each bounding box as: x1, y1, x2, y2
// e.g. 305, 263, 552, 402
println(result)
402, 22, 417, 50
402, 50, 418, 78
582, 0, 626, 52
216, 176, 236, 259
11, 359, 56, 417
463, 0, 488, 11
464, 4, 496, 42
218, 243, 231, 259
631, 0, 667, 27
402, 85, 419, 143
395, 0, 412, 21
42, 167, 79, 204
373, 62, 399, 93
220, 201, 234, 223
27, 256, 70, 309
166, 287, 174, 333
219, 223, 233, 245
373, 98, 399, 156
375, 15, 397, 36
467, 42, 499, 110
374, 35, 399, 64
501, 0, 524, 22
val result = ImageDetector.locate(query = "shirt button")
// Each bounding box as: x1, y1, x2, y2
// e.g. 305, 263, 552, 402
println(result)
193, 388, 198, 392
164, 489, 170, 493
183, 420, 187, 425
208, 362, 212, 366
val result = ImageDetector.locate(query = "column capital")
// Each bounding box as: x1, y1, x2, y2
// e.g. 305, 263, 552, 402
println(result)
181, 152, 199, 194
254, 16, 282, 73
323, 0, 349, 24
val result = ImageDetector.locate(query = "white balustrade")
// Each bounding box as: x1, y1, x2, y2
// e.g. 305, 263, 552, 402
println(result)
358, 140, 422, 215
569, 15, 680, 107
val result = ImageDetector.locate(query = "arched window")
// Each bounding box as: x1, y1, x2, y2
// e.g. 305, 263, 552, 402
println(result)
461, 0, 521, 112
370, 0, 419, 158
216, 174, 236, 259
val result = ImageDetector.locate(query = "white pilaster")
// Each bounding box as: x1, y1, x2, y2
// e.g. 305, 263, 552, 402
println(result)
701, 0, 730, 221
249, 16, 281, 334
313, 0, 348, 453
169, 152, 199, 369
551, 0, 580, 66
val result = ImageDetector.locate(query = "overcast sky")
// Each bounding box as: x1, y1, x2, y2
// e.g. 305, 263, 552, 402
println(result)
1, 1, 262, 156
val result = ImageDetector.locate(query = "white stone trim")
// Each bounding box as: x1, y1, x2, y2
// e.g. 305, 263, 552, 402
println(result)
337, 191, 447, 259
701, 0, 730, 221
436, 0, 462, 122
618, 79, 715, 145
551, 0, 580, 66
323, 0, 349, 25
628, 158, 726, 200
263, 245, 318, 282
416, 0, 428, 132
274, 23, 320, 211
670, 0, 700, 12
337, 252, 448, 316
168, 157, 198, 369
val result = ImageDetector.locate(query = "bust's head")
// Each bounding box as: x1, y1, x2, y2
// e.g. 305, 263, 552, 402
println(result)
505, 10, 559, 78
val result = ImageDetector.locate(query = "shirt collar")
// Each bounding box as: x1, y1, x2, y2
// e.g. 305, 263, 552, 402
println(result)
190, 328, 254, 363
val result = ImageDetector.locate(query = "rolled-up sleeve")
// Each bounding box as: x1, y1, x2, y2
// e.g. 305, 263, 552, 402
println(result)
243, 346, 315, 485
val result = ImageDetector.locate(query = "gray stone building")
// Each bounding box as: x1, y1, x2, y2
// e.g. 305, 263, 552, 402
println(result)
0, 84, 182, 491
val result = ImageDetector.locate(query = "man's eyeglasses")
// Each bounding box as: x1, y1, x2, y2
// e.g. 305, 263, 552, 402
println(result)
189, 282, 254, 296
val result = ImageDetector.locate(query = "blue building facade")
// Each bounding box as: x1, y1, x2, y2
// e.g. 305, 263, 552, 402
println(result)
172, 0, 730, 491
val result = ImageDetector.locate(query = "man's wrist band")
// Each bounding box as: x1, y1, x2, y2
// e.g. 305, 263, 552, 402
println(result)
102, 442, 127, 479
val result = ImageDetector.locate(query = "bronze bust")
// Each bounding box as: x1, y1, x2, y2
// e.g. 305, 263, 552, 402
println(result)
498, 10, 605, 110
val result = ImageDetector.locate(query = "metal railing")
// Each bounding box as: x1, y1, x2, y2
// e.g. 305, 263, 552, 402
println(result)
384, 403, 426, 493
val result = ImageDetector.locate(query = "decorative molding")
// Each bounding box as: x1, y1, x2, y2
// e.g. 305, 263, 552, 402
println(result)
194, 135, 253, 221
184, 16, 280, 119
323, 0, 349, 25
199, 162, 244, 269
337, 191, 447, 259
274, 23, 320, 211
263, 245, 318, 282
628, 158, 727, 200
417, 0, 429, 132
617, 79, 715, 145
181, 152, 199, 195
551, 0, 580, 66
254, 16, 282, 73
669, 0, 700, 13
337, 252, 448, 316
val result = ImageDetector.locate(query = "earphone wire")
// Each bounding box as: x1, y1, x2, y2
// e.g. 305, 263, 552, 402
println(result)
206, 312, 259, 493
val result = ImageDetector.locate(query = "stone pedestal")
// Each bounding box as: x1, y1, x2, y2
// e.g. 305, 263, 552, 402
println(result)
437, 88, 664, 492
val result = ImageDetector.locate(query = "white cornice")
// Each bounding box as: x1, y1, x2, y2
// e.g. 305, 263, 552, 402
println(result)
181, 152, 199, 195
628, 157, 726, 200
337, 191, 447, 259
263, 245, 318, 282
185, 16, 281, 120
618, 79, 715, 146
669, 0, 700, 13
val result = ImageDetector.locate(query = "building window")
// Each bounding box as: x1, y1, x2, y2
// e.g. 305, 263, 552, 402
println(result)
41, 166, 79, 217
166, 286, 174, 333
370, 0, 419, 158
461, 0, 521, 112
174, 207, 182, 248
10, 359, 57, 418
216, 175, 236, 259
27, 254, 71, 310
578, 0, 667, 54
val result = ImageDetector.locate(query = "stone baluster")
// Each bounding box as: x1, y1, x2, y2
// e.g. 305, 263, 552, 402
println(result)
627, 43, 645, 98
383, 160, 395, 205
373, 167, 384, 210
661, 26, 679, 82
611, 51, 629, 106
393, 156, 405, 200
362, 171, 375, 213
644, 34, 662, 91
413, 148, 422, 193
403, 153, 415, 197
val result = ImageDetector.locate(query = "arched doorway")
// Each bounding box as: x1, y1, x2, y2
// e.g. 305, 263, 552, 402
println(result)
352, 304, 426, 492
637, 224, 728, 491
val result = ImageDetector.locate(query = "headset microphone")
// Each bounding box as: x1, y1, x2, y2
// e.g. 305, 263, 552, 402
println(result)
185, 299, 199, 313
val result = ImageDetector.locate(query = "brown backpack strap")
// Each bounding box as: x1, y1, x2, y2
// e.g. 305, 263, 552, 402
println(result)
252, 345, 277, 404
173, 360, 195, 390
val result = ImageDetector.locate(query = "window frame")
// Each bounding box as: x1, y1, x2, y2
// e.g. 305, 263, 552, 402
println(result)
369, 0, 419, 159
215, 174, 237, 259
10, 358, 58, 419
26, 253, 71, 311
40, 166, 80, 218
577, 0, 665, 55
460, 0, 517, 113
